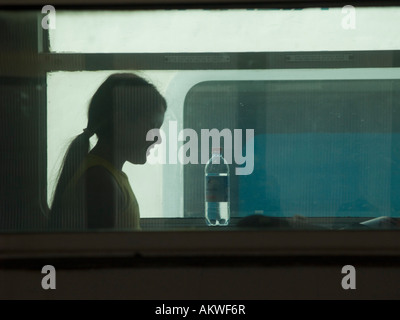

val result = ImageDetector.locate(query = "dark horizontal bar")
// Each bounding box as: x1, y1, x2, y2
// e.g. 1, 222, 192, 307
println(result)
1, 51, 399, 76
2, 230, 400, 260
2, 254, 400, 270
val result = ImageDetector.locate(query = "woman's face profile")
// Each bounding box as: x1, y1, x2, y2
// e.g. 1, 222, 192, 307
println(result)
117, 104, 165, 165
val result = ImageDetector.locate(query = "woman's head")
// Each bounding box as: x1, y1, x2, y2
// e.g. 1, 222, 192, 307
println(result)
87, 73, 167, 164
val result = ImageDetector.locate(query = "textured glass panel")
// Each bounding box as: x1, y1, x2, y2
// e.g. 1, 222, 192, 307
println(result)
50, 8, 400, 53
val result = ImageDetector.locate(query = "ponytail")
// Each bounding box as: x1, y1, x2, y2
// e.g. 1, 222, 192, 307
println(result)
50, 130, 92, 212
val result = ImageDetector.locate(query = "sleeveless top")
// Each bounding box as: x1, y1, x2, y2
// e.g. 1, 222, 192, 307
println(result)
50, 154, 140, 231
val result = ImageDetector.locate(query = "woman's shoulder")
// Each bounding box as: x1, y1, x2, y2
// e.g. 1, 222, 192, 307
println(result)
80, 165, 123, 196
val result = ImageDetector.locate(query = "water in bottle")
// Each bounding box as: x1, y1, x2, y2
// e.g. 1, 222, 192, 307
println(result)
205, 147, 230, 226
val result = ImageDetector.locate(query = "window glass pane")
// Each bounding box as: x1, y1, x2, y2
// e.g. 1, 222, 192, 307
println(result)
50, 8, 400, 53
183, 77, 400, 228
2, 8, 400, 233
47, 68, 400, 231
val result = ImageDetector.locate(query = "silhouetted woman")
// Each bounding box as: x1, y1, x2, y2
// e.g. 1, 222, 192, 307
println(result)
49, 73, 167, 231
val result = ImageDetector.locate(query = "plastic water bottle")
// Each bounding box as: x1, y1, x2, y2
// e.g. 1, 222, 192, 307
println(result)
205, 147, 230, 226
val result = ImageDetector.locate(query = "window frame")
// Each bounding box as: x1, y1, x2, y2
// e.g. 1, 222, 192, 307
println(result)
2, 3, 400, 263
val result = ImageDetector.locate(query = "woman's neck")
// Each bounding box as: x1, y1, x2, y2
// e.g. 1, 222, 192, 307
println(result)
89, 139, 125, 171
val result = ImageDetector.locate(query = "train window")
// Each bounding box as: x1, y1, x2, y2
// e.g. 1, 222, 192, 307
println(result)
2, 6, 400, 236
182, 76, 400, 230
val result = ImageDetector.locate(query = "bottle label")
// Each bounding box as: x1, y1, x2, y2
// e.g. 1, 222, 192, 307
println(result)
205, 175, 228, 202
